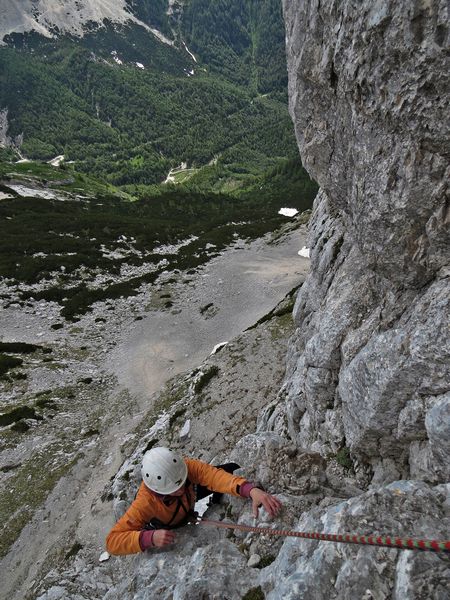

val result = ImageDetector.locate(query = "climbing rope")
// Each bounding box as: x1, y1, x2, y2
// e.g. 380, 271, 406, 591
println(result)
199, 518, 450, 554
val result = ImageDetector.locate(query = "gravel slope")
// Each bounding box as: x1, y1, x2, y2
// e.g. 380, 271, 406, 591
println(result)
0, 222, 309, 600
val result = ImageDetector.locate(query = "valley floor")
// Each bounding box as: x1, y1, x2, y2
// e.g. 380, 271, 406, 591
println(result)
0, 222, 309, 600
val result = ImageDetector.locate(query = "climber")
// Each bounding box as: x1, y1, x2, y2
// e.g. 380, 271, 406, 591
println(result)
106, 446, 282, 555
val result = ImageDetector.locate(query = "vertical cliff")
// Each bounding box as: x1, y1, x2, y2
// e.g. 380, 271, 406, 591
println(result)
281, 0, 449, 485
246, 2, 450, 596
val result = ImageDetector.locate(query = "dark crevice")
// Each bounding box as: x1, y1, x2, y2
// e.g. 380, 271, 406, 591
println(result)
330, 61, 338, 90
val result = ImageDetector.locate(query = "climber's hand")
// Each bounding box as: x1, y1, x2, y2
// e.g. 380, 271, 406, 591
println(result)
249, 488, 282, 519
153, 529, 176, 547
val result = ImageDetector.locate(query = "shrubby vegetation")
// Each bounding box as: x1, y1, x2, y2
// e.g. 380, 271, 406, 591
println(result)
0, 155, 317, 319
0, 147, 19, 162
194, 365, 220, 394
0, 355, 23, 377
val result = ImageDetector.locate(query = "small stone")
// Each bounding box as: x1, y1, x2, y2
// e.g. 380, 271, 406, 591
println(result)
179, 419, 191, 440
99, 551, 110, 562
247, 554, 261, 568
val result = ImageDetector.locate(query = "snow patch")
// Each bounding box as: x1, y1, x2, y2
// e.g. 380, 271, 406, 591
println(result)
278, 208, 298, 217
298, 246, 310, 258
210, 342, 227, 355
182, 41, 197, 63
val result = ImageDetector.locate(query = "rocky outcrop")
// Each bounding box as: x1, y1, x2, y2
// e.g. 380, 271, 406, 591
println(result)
260, 481, 450, 600
0, 108, 22, 150
0, 109, 9, 146
0, 0, 174, 45
280, 0, 449, 483
252, 1, 450, 597
36, 433, 450, 600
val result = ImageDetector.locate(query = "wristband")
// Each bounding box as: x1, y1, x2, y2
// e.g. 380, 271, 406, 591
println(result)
139, 529, 155, 551
239, 482, 256, 498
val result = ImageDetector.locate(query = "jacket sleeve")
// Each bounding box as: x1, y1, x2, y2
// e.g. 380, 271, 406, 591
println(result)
186, 459, 247, 496
106, 483, 155, 555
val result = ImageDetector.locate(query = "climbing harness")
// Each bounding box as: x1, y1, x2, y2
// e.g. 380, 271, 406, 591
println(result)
144, 480, 197, 531
198, 518, 450, 554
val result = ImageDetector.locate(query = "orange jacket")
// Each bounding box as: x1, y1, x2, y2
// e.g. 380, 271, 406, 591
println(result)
106, 458, 247, 555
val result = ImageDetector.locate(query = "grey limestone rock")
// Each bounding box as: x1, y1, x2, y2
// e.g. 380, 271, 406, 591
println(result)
281, 0, 450, 482
104, 535, 258, 600
260, 482, 449, 600
231, 432, 327, 497
284, 0, 449, 286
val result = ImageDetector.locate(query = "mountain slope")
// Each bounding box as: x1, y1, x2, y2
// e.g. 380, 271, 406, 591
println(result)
182, 0, 288, 94
0, 42, 296, 185
0, 0, 174, 45
0, 1, 296, 188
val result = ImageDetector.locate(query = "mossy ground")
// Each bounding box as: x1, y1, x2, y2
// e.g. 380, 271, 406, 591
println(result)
0, 354, 23, 377
242, 586, 265, 600
0, 444, 79, 559
193, 365, 219, 393
336, 446, 354, 471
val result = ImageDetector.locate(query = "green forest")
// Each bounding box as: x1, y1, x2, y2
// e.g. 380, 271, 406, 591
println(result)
0, 0, 318, 319
0, 0, 295, 190
181, 0, 288, 94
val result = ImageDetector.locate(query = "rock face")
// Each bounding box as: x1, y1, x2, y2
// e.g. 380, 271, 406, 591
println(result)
281, 0, 449, 483
0, 108, 22, 149
256, 1, 450, 597
0, 0, 174, 44
260, 481, 450, 600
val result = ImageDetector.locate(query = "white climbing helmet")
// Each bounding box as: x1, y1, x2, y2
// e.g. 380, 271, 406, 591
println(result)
141, 447, 188, 495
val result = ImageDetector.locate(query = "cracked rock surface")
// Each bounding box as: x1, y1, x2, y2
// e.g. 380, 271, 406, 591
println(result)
281, 0, 449, 478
